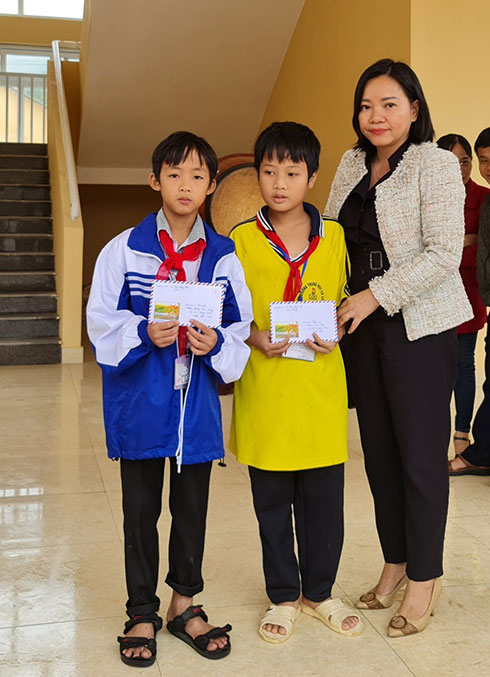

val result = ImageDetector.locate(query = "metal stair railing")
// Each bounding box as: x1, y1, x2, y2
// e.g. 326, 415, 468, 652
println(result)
0, 72, 48, 144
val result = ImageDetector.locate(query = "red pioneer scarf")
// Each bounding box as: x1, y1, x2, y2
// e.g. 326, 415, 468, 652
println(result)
156, 229, 206, 354
256, 218, 320, 301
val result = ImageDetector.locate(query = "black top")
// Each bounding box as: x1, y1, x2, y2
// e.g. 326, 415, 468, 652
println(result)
338, 141, 410, 295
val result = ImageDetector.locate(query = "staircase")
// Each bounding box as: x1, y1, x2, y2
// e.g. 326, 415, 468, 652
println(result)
0, 142, 61, 365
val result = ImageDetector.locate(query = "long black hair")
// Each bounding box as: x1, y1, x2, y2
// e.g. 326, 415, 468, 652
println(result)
436, 134, 472, 158
353, 59, 434, 157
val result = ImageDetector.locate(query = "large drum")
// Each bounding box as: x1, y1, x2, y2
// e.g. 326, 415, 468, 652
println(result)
203, 153, 263, 235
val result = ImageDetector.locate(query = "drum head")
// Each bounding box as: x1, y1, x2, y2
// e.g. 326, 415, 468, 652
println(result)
205, 163, 263, 236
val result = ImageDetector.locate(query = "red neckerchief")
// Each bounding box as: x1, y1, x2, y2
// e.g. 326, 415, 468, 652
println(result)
156, 229, 206, 354
256, 217, 320, 301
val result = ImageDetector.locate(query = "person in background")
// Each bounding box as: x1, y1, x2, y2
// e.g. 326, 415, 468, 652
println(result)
326, 59, 472, 637
436, 134, 489, 456
450, 127, 490, 476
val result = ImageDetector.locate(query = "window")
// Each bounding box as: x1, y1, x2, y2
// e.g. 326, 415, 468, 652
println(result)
0, 45, 80, 74
0, 0, 84, 19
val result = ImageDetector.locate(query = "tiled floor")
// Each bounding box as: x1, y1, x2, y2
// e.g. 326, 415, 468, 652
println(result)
0, 356, 489, 676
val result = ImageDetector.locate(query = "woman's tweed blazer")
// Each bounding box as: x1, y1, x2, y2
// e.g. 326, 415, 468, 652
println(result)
326, 142, 473, 341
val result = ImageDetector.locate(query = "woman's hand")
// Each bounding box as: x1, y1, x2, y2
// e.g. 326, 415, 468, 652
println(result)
337, 289, 380, 333
464, 233, 477, 248
248, 329, 290, 358
147, 320, 179, 347
187, 319, 218, 356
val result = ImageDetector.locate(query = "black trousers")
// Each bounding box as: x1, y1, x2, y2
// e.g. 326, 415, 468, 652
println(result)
464, 317, 490, 467
345, 316, 457, 581
249, 464, 344, 605
120, 457, 212, 617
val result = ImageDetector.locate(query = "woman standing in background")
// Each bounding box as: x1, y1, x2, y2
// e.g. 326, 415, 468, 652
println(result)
436, 134, 489, 455
326, 59, 472, 637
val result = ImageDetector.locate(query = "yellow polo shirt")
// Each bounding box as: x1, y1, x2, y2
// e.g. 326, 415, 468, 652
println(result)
229, 215, 349, 471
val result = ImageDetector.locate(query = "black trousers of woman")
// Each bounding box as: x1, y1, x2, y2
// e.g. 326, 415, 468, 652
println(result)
120, 457, 212, 617
249, 464, 344, 604
345, 315, 457, 581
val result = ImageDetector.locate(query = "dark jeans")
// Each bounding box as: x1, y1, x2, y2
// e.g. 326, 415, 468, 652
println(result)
346, 316, 457, 581
120, 457, 212, 617
248, 464, 344, 605
464, 317, 490, 467
454, 332, 478, 432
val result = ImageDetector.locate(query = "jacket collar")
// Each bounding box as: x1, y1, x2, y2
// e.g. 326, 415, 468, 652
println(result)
127, 212, 234, 282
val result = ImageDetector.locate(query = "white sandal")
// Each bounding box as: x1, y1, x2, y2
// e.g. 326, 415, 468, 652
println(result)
258, 604, 301, 644
301, 598, 363, 637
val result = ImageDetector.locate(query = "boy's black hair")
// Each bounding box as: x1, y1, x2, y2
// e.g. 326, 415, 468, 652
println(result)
436, 134, 472, 158
254, 121, 320, 179
152, 131, 218, 183
353, 59, 434, 157
475, 127, 490, 153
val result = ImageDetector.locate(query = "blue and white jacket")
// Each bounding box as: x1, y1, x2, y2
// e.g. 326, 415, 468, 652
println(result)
87, 212, 253, 464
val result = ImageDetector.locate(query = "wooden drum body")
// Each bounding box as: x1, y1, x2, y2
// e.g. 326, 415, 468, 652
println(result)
203, 153, 263, 236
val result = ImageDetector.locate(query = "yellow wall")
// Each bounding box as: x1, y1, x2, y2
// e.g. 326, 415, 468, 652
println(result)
0, 15, 81, 45
62, 61, 81, 157
47, 61, 84, 362
260, 0, 411, 208
80, 185, 161, 286
411, 0, 490, 179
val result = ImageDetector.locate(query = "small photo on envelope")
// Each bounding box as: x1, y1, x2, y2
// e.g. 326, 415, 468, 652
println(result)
274, 322, 299, 340
154, 303, 180, 321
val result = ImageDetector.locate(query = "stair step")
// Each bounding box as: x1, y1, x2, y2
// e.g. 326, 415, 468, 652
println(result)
0, 337, 61, 365
0, 142, 47, 156
0, 201, 51, 216
0, 271, 56, 292
0, 185, 51, 201
0, 234, 53, 252
0, 291, 57, 314
0, 155, 48, 169
0, 217, 52, 234
0, 169, 49, 185
0, 312, 59, 339
0, 252, 54, 271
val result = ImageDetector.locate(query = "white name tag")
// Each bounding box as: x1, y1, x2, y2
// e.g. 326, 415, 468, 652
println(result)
174, 354, 191, 390
282, 343, 316, 362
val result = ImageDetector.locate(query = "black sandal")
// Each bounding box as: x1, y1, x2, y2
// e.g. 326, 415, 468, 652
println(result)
166, 604, 232, 660
117, 611, 163, 668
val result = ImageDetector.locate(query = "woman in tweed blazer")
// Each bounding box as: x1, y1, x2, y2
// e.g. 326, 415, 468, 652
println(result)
326, 59, 472, 637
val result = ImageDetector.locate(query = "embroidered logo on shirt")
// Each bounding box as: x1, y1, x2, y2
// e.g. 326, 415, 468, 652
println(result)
298, 281, 325, 301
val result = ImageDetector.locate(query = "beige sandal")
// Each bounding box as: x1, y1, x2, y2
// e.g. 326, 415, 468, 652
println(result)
301, 598, 363, 637
259, 604, 300, 644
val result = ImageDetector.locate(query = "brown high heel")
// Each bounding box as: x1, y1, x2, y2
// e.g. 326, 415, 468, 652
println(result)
356, 575, 408, 610
387, 577, 442, 637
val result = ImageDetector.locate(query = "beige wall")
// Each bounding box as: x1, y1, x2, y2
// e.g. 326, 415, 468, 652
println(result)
62, 61, 81, 157
80, 185, 162, 286
411, 0, 490, 180
0, 15, 81, 45
260, 0, 411, 208
47, 61, 84, 362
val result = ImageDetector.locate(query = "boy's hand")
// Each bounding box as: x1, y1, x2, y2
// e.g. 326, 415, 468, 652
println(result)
147, 320, 179, 347
248, 329, 290, 358
187, 319, 218, 356
305, 332, 338, 354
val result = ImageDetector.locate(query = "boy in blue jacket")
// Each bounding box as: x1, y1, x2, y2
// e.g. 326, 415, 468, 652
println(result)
87, 131, 252, 667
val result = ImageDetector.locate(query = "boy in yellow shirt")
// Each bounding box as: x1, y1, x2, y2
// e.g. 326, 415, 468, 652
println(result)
230, 121, 362, 642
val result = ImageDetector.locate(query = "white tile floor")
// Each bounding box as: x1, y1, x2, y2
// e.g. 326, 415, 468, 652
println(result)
0, 354, 489, 676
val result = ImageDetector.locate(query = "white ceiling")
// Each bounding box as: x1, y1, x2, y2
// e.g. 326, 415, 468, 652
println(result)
77, 0, 305, 183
